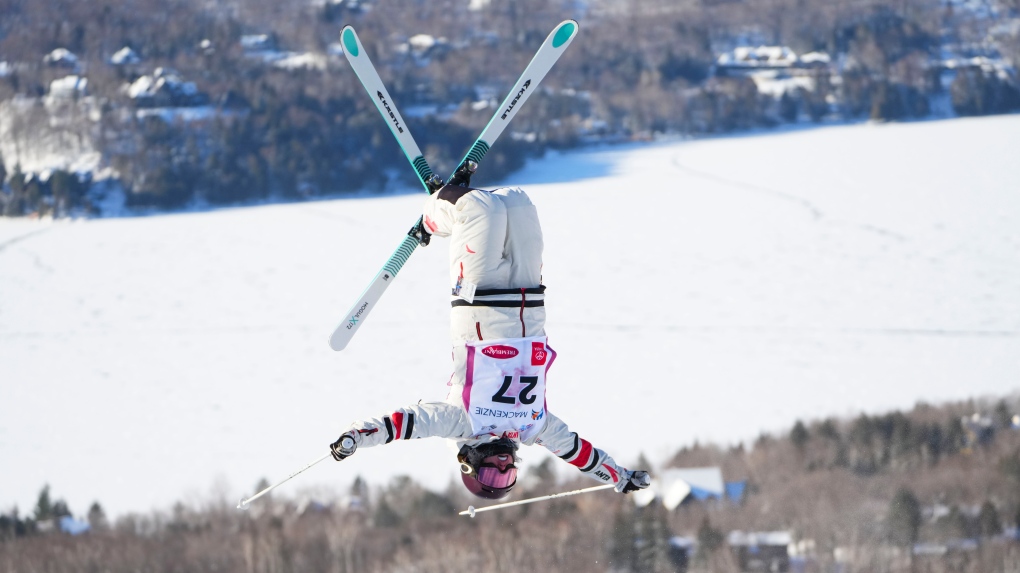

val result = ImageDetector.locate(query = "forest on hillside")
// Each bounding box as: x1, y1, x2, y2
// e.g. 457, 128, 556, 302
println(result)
0, 0, 1019, 216
2, 395, 1019, 573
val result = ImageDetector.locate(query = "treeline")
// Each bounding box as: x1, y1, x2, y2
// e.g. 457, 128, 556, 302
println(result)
1, 0, 1019, 216
3, 396, 1019, 572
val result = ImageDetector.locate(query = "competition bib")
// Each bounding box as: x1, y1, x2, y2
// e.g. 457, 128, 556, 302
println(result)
463, 336, 555, 441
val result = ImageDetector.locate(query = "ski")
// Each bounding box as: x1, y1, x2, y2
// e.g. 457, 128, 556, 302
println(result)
339, 26, 440, 191
329, 20, 579, 351
451, 19, 579, 174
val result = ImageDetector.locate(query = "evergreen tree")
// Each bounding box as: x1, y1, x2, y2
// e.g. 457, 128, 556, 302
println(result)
87, 501, 108, 531
993, 400, 1012, 429
33, 485, 54, 521
818, 418, 841, 441
372, 499, 401, 528
51, 499, 71, 519
49, 169, 83, 216
887, 488, 922, 546
1001, 450, 1020, 482
608, 508, 636, 569
633, 504, 673, 573
791, 420, 810, 450
923, 423, 944, 465
779, 91, 799, 122
5, 166, 26, 217
697, 517, 725, 555
943, 416, 965, 455
977, 500, 1002, 537
23, 176, 43, 215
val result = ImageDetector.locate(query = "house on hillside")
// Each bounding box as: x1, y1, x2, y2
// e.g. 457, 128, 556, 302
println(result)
715, 46, 799, 75
713, 46, 836, 122
44, 48, 79, 70
110, 47, 141, 66
48, 75, 88, 99
241, 34, 277, 53
396, 34, 452, 65
728, 531, 792, 573
961, 413, 995, 447
633, 467, 731, 510
126, 68, 208, 108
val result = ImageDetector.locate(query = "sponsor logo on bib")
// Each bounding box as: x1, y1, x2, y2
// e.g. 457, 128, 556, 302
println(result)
531, 342, 547, 365
482, 345, 519, 359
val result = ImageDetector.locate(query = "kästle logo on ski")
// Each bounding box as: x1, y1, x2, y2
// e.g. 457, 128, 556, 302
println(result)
376, 91, 404, 133
501, 80, 531, 120
482, 345, 519, 359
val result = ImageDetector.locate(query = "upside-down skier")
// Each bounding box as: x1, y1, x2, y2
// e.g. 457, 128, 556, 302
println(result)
329, 170, 651, 500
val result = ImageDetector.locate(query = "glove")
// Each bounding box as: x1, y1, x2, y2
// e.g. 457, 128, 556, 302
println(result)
330, 432, 357, 461
616, 470, 651, 494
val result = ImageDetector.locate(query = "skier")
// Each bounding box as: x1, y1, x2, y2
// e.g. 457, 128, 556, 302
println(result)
329, 172, 651, 500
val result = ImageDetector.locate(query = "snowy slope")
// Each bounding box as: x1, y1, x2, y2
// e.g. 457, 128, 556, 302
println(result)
2, 116, 1019, 518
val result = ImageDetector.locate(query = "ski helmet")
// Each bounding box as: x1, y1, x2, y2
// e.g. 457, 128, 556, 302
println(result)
458, 438, 519, 500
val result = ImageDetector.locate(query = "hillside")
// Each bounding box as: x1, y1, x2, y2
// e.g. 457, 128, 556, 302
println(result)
1, 0, 1019, 215
3, 396, 1018, 573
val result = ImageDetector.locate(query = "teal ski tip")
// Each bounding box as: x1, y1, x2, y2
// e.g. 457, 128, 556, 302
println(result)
341, 27, 360, 57
552, 20, 577, 48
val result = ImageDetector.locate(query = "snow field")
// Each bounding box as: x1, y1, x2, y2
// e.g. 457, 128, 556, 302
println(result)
1, 115, 1018, 517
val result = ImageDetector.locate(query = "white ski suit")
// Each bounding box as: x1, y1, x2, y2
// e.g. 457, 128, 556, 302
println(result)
341, 186, 632, 490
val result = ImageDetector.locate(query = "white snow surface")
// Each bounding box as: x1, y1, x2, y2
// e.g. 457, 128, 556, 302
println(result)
2, 116, 1020, 518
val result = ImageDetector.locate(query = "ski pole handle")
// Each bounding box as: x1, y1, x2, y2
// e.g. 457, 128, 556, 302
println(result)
459, 484, 614, 517
237, 453, 332, 510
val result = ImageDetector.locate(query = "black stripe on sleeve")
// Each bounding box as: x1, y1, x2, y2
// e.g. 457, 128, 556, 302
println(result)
581, 451, 601, 473
558, 434, 580, 460
404, 413, 415, 440
384, 417, 394, 444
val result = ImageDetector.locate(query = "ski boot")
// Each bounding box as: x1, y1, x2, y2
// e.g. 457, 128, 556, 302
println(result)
424, 174, 445, 193
447, 160, 478, 187
408, 216, 432, 247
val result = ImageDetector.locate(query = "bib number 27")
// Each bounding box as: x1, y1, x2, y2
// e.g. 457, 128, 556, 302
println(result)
492, 376, 538, 405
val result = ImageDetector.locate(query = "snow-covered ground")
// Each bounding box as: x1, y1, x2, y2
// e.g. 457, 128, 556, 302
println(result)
2, 115, 1019, 518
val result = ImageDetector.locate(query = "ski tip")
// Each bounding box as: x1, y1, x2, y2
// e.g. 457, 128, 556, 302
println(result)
341, 26, 360, 57
328, 334, 349, 352
552, 20, 579, 48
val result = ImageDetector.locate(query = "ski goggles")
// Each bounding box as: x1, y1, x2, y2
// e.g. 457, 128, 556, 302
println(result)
475, 464, 517, 489
460, 456, 518, 489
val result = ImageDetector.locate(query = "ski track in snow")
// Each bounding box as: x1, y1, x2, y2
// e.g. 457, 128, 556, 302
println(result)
668, 152, 913, 244
2, 116, 1020, 518
0, 226, 52, 253
669, 154, 827, 221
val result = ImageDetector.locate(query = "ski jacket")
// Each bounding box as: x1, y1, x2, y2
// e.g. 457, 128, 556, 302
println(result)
422, 185, 546, 344
341, 186, 631, 489
343, 401, 629, 488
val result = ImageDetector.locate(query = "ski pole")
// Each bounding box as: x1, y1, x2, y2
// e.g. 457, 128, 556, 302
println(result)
459, 484, 614, 518
237, 452, 333, 510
